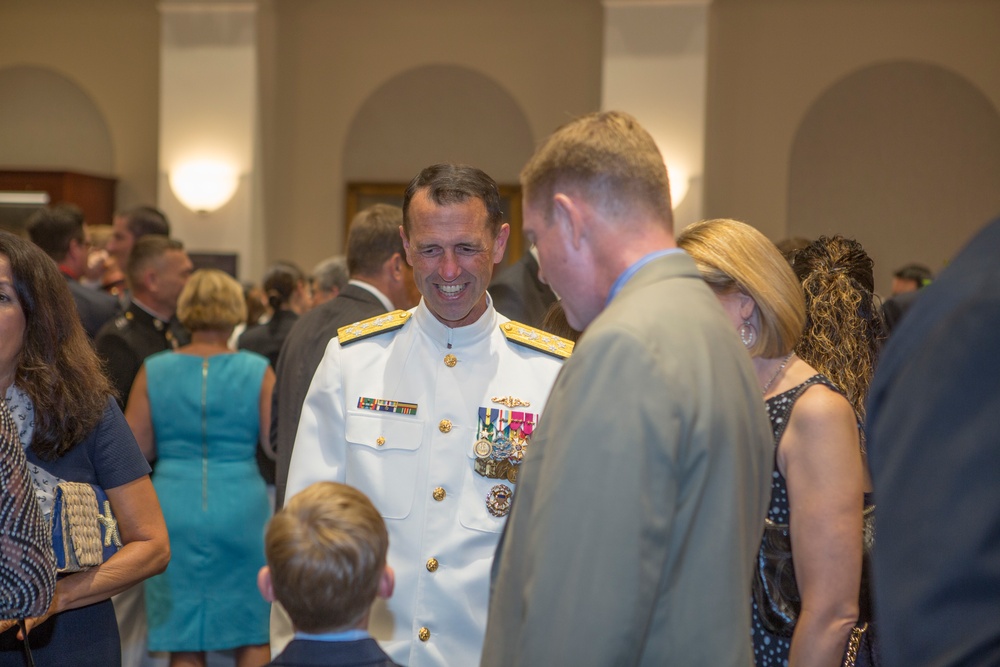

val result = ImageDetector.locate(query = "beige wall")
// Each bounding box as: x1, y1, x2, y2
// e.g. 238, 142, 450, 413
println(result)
3, 0, 998, 289
261, 0, 604, 269
0, 0, 162, 209
704, 0, 1000, 293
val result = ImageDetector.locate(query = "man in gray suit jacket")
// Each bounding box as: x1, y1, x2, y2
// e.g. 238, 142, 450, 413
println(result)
271, 204, 420, 510
482, 111, 773, 666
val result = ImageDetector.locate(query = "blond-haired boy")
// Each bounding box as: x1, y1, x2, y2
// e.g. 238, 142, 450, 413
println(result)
259, 482, 397, 667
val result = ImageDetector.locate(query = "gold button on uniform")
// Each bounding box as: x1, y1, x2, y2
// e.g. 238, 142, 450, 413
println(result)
418, 627, 430, 642
376, 436, 385, 446
432, 487, 446, 501
438, 419, 452, 433
444, 354, 457, 367
426, 557, 439, 572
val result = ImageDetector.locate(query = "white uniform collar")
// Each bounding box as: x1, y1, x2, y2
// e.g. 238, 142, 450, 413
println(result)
412, 293, 497, 349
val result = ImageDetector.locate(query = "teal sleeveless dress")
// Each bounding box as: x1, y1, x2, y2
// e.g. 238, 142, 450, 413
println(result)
144, 350, 271, 652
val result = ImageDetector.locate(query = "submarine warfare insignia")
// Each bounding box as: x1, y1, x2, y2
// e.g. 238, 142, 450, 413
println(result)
491, 395, 530, 408
473, 406, 537, 488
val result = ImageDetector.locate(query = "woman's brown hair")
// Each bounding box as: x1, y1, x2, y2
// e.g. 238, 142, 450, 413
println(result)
0, 231, 113, 459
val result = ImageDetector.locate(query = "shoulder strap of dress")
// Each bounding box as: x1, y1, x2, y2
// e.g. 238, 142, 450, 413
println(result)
771, 374, 844, 443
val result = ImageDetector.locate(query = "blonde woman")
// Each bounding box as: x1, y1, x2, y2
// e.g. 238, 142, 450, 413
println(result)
127, 269, 276, 667
678, 220, 867, 667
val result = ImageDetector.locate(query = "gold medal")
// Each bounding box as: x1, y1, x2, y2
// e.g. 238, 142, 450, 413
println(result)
473, 438, 493, 459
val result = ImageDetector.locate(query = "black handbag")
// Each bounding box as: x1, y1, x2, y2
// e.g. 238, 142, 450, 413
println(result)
752, 505, 879, 666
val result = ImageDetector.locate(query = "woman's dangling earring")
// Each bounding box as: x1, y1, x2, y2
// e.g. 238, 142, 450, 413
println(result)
739, 319, 757, 348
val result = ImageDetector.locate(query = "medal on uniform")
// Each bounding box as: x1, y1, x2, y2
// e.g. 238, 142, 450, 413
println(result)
473, 404, 537, 513
486, 484, 513, 517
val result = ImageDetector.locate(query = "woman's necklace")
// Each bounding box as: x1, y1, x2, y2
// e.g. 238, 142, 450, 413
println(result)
762, 352, 793, 395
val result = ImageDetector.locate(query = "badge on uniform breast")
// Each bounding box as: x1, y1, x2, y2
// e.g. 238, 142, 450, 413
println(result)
357, 397, 418, 415
486, 484, 513, 518
472, 405, 538, 518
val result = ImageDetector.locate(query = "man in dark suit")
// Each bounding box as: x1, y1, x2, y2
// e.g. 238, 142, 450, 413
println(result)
105, 205, 171, 272
95, 235, 193, 407
272, 204, 420, 509
866, 215, 1000, 667
880, 263, 934, 334
26, 204, 119, 338
489, 247, 556, 328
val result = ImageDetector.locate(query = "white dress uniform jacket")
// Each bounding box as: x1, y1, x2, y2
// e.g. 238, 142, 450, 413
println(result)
287, 298, 567, 667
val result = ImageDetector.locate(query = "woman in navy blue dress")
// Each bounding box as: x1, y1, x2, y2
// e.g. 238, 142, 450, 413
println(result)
0, 231, 169, 666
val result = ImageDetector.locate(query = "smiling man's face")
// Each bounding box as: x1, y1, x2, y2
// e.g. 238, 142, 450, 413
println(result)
401, 189, 509, 328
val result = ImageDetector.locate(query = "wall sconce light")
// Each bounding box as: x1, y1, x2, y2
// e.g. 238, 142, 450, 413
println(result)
665, 162, 690, 211
169, 159, 239, 213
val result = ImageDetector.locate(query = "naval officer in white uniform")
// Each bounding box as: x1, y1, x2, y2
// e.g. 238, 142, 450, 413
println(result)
285, 164, 571, 667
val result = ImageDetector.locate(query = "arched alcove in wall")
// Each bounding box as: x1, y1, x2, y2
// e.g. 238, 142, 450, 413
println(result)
343, 64, 535, 184
787, 61, 1000, 295
0, 65, 114, 174
342, 64, 536, 262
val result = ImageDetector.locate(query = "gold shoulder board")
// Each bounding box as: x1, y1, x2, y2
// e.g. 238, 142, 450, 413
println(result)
500, 321, 574, 360
338, 311, 411, 346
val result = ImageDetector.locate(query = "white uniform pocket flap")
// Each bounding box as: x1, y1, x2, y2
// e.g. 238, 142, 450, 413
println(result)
345, 412, 422, 451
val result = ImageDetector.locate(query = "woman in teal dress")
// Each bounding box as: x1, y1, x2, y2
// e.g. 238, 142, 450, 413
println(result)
127, 269, 276, 667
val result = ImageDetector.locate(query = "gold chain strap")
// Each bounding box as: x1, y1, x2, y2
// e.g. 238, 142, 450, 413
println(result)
841, 622, 868, 667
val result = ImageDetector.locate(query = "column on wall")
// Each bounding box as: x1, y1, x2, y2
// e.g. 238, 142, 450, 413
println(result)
601, 0, 710, 230
158, 0, 263, 281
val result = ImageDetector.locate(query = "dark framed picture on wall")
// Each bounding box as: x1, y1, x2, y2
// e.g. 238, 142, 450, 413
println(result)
345, 182, 524, 267
189, 252, 238, 279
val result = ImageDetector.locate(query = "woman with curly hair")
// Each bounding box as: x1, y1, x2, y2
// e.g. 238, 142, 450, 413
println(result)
0, 231, 169, 665
791, 236, 883, 420
679, 219, 868, 667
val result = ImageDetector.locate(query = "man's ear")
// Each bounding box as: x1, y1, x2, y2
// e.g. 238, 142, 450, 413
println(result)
391, 252, 406, 278
257, 566, 276, 603
552, 193, 584, 250
399, 226, 414, 266
377, 565, 395, 600
492, 223, 510, 265
141, 266, 158, 294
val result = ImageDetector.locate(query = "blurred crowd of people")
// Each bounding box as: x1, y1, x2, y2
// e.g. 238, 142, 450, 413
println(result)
1, 110, 996, 667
